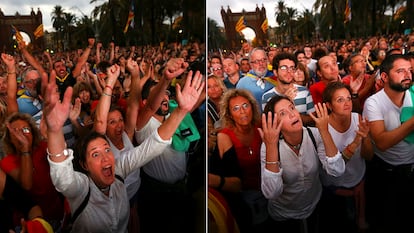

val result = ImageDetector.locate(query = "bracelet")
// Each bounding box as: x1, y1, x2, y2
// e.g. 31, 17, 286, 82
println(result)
351, 93, 359, 99
217, 176, 225, 190
345, 146, 354, 156
266, 161, 281, 167
21, 151, 31, 156
341, 152, 351, 162
102, 92, 112, 97
46, 144, 68, 158
105, 85, 113, 91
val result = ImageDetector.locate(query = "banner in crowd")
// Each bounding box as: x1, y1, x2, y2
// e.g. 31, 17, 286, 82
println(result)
235, 16, 246, 32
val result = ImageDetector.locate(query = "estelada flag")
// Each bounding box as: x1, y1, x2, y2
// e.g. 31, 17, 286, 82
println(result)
11, 25, 24, 43
235, 16, 247, 32
344, 0, 352, 23
34, 24, 44, 39
123, 0, 135, 33
261, 18, 268, 33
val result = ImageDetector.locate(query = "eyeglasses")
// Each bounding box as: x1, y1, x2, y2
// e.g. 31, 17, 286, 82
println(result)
232, 103, 250, 112
279, 65, 297, 72
24, 79, 40, 85
250, 58, 267, 64
212, 67, 222, 71
335, 96, 352, 103
14, 127, 31, 134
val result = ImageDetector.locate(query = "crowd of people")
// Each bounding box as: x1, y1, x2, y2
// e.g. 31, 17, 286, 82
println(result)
208, 32, 414, 233
0, 38, 206, 233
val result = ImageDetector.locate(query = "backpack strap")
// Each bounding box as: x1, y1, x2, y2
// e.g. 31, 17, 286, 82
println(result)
306, 127, 317, 152
70, 187, 90, 224
207, 99, 220, 123
115, 174, 125, 183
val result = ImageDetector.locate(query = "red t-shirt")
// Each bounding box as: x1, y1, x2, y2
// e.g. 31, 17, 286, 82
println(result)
0, 141, 64, 222
221, 127, 262, 190
309, 81, 327, 105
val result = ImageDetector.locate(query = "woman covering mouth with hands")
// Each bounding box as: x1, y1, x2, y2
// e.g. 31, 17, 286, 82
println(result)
42, 64, 204, 233
260, 96, 345, 233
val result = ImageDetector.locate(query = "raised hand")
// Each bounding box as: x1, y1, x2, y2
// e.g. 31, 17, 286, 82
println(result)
175, 70, 204, 113
356, 116, 370, 141
126, 57, 139, 76
309, 102, 330, 132
259, 111, 283, 145
42, 70, 72, 133
69, 98, 81, 122
106, 64, 121, 86
1, 53, 16, 69
163, 58, 188, 81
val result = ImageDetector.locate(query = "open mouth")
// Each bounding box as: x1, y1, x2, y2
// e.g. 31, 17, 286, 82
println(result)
102, 165, 113, 178
292, 119, 300, 126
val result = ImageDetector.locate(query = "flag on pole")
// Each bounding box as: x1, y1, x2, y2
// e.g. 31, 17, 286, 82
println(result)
344, 0, 352, 23
11, 25, 24, 43
235, 16, 247, 32
123, 0, 135, 33
34, 24, 44, 39
261, 18, 268, 33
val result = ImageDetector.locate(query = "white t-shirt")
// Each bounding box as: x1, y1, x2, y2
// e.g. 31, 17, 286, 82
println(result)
321, 112, 365, 188
135, 116, 187, 184
363, 89, 414, 165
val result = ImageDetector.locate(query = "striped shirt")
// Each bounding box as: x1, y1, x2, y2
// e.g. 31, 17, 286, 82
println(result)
262, 84, 315, 114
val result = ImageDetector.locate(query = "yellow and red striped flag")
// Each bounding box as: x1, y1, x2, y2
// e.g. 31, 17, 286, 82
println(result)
344, 0, 352, 23
261, 18, 268, 33
235, 16, 247, 32
34, 24, 44, 39
123, 0, 135, 33
11, 25, 24, 43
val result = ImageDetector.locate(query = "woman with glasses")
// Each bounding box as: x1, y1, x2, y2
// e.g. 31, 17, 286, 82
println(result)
260, 95, 346, 233
208, 89, 269, 233
318, 82, 372, 233
0, 112, 64, 231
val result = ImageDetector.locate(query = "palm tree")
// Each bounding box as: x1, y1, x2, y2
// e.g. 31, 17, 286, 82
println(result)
286, 7, 297, 44
91, 0, 129, 45
51, 5, 66, 51
296, 9, 315, 43
275, 1, 289, 44
63, 13, 77, 50
208, 18, 225, 50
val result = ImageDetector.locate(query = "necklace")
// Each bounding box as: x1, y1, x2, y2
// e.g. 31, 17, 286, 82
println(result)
285, 140, 301, 150
100, 186, 110, 193
248, 147, 253, 156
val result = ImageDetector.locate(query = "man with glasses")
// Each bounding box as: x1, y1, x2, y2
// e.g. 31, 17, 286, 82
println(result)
17, 68, 42, 116
262, 52, 315, 126
236, 48, 276, 112
342, 54, 376, 113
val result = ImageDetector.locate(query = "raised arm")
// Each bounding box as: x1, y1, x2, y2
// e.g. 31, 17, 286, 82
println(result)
72, 38, 95, 78
259, 111, 283, 173
309, 102, 339, 157
157, 70, 204, 140
1, 53, 18, 114
124, 58, 142, 139
93, 64, 120, 134
136, 58, 188, 130
18, 42, 45, 75
42, 70, 73, 162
